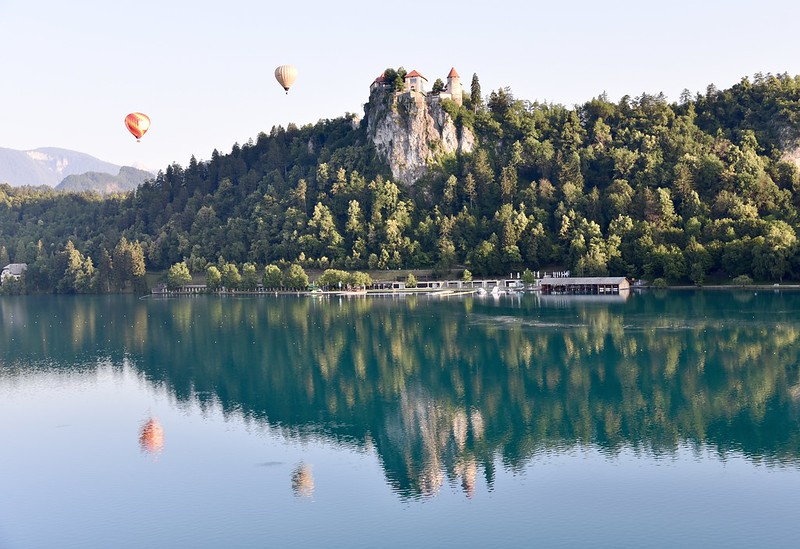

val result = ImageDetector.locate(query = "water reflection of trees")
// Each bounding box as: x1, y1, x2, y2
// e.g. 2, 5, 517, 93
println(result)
2, 291, 800, 498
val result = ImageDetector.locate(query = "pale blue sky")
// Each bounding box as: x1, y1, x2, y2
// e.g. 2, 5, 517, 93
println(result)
1, 0, 798, 172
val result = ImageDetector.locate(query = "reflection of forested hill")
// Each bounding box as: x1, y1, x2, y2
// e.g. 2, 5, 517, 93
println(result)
2, 292, 800, 498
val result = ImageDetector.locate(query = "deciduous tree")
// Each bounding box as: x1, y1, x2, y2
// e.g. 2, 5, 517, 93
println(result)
167, 261, 192, 290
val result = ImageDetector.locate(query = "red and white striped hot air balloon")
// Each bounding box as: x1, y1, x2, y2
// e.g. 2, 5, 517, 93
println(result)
124, 112, 151, 142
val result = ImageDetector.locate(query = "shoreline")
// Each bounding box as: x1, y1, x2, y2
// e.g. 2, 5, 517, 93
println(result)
647, 284, 800, 290
143, 283, 800, 298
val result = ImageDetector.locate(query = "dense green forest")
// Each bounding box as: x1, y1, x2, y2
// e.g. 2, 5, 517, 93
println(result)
2, 71, 800, 293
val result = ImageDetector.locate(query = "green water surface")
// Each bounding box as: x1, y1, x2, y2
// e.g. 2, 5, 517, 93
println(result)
1, 290, 799, 548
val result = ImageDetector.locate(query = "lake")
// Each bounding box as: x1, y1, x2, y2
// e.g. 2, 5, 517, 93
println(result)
1, 290, 799, 548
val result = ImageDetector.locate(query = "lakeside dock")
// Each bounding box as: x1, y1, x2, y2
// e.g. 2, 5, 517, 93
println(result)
150, 276, 800, 298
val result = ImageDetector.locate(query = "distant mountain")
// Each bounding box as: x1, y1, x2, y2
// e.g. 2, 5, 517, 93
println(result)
56, 166, 154, 194
0, 147, 122, 187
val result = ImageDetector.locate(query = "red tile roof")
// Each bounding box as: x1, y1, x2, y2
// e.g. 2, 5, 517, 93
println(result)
448, 67, 460, 78
405, 70, 427, 80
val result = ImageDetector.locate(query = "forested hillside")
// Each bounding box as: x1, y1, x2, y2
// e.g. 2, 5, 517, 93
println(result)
55, 166, 154, 194
2, 71, 800, 293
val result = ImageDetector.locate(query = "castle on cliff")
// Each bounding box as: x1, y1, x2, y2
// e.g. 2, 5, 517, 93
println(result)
370, 67, 463, 106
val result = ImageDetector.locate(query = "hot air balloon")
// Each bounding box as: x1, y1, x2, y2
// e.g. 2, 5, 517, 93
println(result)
274, 65, 298, 94
125, 112, 151, 142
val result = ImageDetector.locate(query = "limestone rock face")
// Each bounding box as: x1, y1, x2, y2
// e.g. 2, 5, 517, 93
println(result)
365, 89, 474, 185
775, 121, 800, 171
781, 144, 800, 171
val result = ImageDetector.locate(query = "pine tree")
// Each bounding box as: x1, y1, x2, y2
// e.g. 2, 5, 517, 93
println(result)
113, 238, 131, 290
470, 73, 482, 111
464, 173, 477, 209
97, 248, 113, 293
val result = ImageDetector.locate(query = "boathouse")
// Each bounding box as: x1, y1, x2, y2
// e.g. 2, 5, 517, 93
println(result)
539, 276, 630, 295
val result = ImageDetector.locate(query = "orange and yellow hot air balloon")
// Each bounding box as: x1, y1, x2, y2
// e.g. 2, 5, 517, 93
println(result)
274, 65, 298, 94
125, 112, 151, 142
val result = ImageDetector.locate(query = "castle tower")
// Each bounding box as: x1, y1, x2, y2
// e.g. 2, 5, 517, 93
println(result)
446, 67, 463, 106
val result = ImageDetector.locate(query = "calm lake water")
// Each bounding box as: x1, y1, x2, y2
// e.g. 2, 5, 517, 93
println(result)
1, 290, 800, 548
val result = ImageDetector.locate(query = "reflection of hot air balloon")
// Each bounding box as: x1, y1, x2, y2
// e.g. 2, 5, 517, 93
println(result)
274, 65, 297, 94
125, 112, 151, 142
139, 417, 164, 454
291, 462, 314, 497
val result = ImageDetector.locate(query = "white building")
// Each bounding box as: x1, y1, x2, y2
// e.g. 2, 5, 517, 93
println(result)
404, 70, 428, 94
1, 263, 27, 281
370, 71, 390, 92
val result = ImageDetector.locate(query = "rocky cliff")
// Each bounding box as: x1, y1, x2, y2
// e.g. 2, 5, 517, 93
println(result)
782, 146, 800, 172
365, 88, 475, 185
